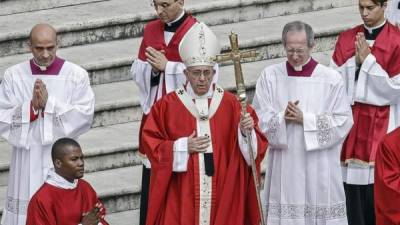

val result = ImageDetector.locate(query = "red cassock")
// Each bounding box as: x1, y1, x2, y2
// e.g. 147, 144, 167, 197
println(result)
142, 91, 268, 225
137, 14, 197, 154
375, 127, 400, 225
26, 179, 109, 225
332, 22, 400, 164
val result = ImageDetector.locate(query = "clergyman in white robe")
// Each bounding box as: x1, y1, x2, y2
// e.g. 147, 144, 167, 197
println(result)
253, 58, 353, 225
0, 57, 94, 225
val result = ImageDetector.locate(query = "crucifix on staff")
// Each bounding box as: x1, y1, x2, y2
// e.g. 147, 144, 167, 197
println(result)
216, 32, 265, 225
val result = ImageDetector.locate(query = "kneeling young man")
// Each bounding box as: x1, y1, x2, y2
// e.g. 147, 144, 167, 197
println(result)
26, 138, 109, 225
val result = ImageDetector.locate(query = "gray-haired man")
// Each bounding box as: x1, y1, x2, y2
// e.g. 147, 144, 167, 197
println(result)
254, 21, 353, 225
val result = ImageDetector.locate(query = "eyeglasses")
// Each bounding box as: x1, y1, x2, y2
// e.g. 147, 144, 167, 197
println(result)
187, 69, 214, 78
285, 48, 307, 56
151, 0, 178, 10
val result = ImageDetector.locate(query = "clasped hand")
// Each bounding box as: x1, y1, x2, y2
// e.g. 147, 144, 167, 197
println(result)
81, 203, 104, 225
145, 47, 168, 72
284, 100, 303, 124
355, 32, 371, 66
31, 79, 48, 111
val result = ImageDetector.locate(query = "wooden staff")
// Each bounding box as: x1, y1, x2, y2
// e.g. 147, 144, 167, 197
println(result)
216, 32, 265, 225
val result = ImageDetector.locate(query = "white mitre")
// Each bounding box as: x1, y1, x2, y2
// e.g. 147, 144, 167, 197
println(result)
179, 22, 221, 67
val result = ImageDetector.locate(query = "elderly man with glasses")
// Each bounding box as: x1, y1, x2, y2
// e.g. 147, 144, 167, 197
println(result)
253, 21, 353, 225
141, 22, 268, 225
130, 1, 200, 224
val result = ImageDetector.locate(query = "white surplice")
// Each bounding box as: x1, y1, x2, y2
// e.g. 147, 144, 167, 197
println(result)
130, 11, 188, 116
0, 60, 94, 225
330, 35, 400, 184
253, 62, 353, 225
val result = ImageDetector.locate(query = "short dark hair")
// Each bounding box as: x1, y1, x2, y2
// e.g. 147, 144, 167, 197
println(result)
51, 138, 81, 162
282, 21, 315, 48
369, 0, 387, 6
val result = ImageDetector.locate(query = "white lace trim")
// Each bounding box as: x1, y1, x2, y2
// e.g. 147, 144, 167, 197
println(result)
52, 114, 63, 141
265, 202, 346, 220
198, 154, 212, 225
5, 197, 28, 215
266, 114, 280, 142
316, 114, 332, 146
9, 106, 22, 144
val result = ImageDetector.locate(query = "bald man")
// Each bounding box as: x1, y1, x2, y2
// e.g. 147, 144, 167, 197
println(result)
0, 23, 95, 225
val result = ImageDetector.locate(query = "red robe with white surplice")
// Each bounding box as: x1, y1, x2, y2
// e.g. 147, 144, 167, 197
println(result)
331, 22, 400, 184
375, 127, 400, 225
142, 89, 268, 225
26, 179, 109, 225
133, 14, 197, 156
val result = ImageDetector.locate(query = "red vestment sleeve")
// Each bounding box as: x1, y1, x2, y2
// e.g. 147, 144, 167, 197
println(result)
375, 129, 400, 225
30, 102, 39, 122
332, 25, 361, 67
82, 181, 110, 225
26, 196, 58, 225
332, 33, 347, 67
142, 98, 175, 225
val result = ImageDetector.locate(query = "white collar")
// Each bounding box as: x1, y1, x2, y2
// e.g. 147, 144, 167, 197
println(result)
292, 57, 311, 71
33, 58, 48, 71
45, 169, 78, 189
166, 10, 185, 26
364, 20, 386, 34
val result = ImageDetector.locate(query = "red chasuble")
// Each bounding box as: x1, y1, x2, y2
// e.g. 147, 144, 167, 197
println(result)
332, 22, 400, 165
26, 180, 109, 225
375, 127, 400, 225
137, 14, 197, 155
142, 91, 268, 225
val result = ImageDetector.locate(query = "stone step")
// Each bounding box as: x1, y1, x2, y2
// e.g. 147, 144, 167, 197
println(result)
0, 153, 272, 222
0, 79, 137, 129
0, 121, 141, 187
0, 49, 334, 187
106, 209, 139, 225
0, 165, 142, 219
0, 0, 356, 57
0, 6, 361, 128
0, 48, 335, 221
0, 0, 107, 16
92, 80, 140, 127
0, 5, 360, 85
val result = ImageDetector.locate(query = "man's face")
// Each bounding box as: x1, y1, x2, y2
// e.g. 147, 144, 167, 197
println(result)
284, 30, 312, 68
184, 65, 215, 96
56, 146, 85, 182
152, 0, 184, 23
29, 31, 57, 67
359, 0, 386, 27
